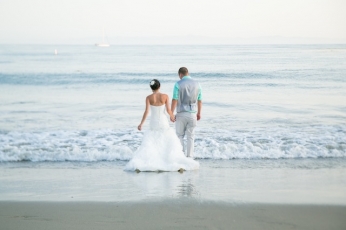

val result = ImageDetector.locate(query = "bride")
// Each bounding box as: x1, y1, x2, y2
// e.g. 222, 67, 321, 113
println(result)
125, 79, 199, 172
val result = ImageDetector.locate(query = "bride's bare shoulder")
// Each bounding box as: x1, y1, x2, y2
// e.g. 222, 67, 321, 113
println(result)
161, 93, 170, 101
161, 93, 169, 98
145, 95, 153, 103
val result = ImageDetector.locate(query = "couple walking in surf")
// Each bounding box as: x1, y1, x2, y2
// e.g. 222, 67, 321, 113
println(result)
125, 67, 202, 172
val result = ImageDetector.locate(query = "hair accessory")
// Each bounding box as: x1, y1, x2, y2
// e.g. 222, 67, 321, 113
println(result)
150, 80, 155, 86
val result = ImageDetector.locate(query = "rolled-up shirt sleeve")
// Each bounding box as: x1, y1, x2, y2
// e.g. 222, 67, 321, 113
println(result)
172, 83, 179, 100
197, 84, 202, 101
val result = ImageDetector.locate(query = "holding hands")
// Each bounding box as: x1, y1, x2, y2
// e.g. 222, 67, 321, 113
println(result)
170, 114, 176, 123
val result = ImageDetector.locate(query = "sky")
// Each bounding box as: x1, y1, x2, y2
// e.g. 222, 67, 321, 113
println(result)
0, 0, 345, 44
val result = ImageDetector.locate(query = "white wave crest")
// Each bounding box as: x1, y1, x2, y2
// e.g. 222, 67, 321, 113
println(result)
0, 125, 345, 162
0, 130, 138, 162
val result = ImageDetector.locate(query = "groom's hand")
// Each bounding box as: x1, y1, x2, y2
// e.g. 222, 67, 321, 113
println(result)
170, 115, 176, 123
197, 113, 201, 121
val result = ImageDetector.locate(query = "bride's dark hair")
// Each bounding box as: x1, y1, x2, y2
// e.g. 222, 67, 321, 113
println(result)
149, 79, 160, 90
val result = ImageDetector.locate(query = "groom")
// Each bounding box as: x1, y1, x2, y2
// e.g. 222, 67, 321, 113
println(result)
171, 67, 202, 158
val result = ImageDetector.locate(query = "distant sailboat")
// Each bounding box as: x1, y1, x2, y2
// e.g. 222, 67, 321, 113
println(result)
95, 28, 110, 47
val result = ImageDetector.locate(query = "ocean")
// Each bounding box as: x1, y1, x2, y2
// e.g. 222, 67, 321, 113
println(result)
0, 44, 345, 203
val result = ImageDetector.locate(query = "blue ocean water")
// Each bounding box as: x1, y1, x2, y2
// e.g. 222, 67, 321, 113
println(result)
0, 44, 346, 161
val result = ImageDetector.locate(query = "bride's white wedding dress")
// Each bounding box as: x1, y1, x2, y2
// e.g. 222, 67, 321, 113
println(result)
125, 105, 199, 172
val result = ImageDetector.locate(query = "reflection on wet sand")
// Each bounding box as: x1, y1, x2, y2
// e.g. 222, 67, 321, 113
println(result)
176, 178, 200, 198
130, 171, 200, 199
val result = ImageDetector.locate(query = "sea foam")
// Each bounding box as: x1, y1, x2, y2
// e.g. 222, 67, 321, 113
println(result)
0, 125, 345, 162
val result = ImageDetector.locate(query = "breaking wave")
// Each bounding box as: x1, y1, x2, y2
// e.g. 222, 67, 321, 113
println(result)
1, 125, 345, 162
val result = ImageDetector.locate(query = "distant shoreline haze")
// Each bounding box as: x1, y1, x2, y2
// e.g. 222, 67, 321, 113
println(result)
1, 36, 346, 45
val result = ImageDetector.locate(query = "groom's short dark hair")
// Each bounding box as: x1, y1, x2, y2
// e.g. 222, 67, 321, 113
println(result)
178, 67, 188, 76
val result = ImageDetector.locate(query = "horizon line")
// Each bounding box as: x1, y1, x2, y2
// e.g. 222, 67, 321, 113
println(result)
1, 43, 346, 46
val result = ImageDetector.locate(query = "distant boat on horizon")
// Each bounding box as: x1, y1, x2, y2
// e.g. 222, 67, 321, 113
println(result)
95, 28, 110, 47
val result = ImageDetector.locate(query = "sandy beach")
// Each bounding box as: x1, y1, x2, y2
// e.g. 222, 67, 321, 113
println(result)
1, 160, 346, 229
0, 201, 345, 230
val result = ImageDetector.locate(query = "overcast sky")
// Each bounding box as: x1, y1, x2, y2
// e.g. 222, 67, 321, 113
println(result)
0, 0, 345, 44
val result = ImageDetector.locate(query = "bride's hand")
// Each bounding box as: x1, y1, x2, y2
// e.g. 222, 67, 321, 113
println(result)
138, 124, 142, 131
170, 115, 176, 122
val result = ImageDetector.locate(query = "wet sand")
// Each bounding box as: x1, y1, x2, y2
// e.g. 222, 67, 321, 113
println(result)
0, 201, 345, 230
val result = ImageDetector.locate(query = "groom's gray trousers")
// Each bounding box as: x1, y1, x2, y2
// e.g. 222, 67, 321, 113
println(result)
175, 112, 197, 157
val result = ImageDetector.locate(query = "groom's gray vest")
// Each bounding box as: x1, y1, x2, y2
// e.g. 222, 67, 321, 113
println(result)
177, 78, 200, 113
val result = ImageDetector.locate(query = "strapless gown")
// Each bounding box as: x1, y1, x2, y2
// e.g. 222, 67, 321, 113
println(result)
125, 105, 199, 172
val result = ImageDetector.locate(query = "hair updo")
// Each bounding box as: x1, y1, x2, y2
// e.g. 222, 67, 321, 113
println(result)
149, 79, 160, 91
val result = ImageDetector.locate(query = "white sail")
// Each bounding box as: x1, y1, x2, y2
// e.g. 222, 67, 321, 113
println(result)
95, 28, 110, 47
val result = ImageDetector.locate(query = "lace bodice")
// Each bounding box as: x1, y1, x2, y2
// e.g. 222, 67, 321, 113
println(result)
150, 105, 170, 130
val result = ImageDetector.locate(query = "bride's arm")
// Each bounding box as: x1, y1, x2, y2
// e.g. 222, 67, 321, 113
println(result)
138, 97, 150, 131
165, 95, 175, 122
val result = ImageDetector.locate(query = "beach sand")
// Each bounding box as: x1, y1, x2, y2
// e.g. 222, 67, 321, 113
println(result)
0, 201, 345, 230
